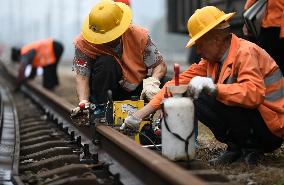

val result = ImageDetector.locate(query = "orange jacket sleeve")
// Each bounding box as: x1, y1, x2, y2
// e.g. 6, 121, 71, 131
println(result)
280, 11, 284, 38
217, 48, 266, 108
149, 60, 208, 109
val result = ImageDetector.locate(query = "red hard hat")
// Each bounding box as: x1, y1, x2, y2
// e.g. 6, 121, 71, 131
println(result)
114, 0, 130, 6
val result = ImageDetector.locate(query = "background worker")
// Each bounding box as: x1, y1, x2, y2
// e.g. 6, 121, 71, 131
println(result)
243, 0, 284, 74
124, 6, 284, 165
12, 38, 64, 90
71, 0, 167, 116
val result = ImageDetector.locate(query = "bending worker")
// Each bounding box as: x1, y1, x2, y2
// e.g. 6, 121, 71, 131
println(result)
124, 6, 284, 166
72, 0, 167, 115
13, 38, 64, 90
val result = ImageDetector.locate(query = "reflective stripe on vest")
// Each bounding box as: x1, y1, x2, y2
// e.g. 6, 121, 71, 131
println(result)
264, 69, 282, 86
265, 87, 284, 102
264, 69, 284, 102
220, 68, 284, 101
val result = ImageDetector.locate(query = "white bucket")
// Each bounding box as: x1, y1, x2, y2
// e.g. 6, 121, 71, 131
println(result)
162, 97, 195, 161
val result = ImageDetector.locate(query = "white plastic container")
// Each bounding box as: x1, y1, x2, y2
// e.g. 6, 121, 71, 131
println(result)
162, 94, 195, 161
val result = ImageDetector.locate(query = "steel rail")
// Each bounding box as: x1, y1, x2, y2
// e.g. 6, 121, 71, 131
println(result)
2, 62, 207, 185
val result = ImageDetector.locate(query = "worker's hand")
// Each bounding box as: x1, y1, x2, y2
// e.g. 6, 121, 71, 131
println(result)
140, 77, 161, 101
70, 100, 91, 117
120, 114, 142, 131
188, 76, 216, 99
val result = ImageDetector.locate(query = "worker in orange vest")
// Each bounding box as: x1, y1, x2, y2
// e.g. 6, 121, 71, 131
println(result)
12, 38, 64, 90
71, 0, 167, 119
124, 6, 284, 166
243, 0, 284, 74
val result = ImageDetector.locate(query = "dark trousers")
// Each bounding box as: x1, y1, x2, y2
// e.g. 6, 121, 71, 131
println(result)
28, 66, 57, 90
258, 27, 284, 74
89, 55, 143, 104
194, 92, 283, 152
42, 41, 64, 89
89, 55, 169, 104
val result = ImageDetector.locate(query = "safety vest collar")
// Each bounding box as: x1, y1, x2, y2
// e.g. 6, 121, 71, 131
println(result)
217, 34, 239, 83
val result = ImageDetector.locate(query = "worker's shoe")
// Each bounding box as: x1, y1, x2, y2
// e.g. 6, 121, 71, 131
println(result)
209, 149, 242, 166
243, 149, 264, 166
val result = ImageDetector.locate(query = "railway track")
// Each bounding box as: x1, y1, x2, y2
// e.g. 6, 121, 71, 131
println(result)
0, 61, 237, 185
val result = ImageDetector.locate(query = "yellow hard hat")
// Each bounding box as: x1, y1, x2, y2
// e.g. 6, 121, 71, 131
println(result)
82, 0, 132, 44
185, 6, 235, 48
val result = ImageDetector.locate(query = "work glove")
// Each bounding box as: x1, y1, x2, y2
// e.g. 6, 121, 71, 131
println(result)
140, 77, 161, 101
71, 100, 91, 117
70, 100, 93, 126
120, 114, 142, 131
188, 76, 216, 99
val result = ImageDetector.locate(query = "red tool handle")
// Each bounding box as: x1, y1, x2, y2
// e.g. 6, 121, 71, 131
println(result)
79, 103, 85, 109
174, 63, 180, 86
164, 87, 169, 98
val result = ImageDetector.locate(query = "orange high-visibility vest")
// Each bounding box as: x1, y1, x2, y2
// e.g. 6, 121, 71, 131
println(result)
74, 25, 149, 91
281, 12, 284, 38
21, 38, 56, 67
150, 34, 284, 139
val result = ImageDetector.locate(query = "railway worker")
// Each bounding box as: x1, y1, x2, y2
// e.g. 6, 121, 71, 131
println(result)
12, 38, 64, 90
71, 0, 167, 117
123, 6, 284, 165
243, 0, 284, 74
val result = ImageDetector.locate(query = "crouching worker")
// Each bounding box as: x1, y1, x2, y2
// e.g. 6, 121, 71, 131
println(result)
12, 38, 64, 90
71, 0, 167, 122
122, 6, 284, 166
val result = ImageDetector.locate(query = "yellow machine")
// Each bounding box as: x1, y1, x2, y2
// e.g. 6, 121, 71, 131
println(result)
112, 100, 151, 144
71, 98, 161, 146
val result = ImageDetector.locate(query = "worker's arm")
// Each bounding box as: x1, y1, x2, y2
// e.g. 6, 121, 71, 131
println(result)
140, 36, 167, 101
124, 60, 208, 130
71, 49, 92, 116
135, 103, 157, 119
151, 61, 167, 80
70, 74, 91, 118
143, 35, 166, 79
139, 61, 167, 100
16, 49, 36, 87
149, 60, 208, 109
75, 74, 90, 102
121, 103, 157, 130
72, 48, 93, 103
